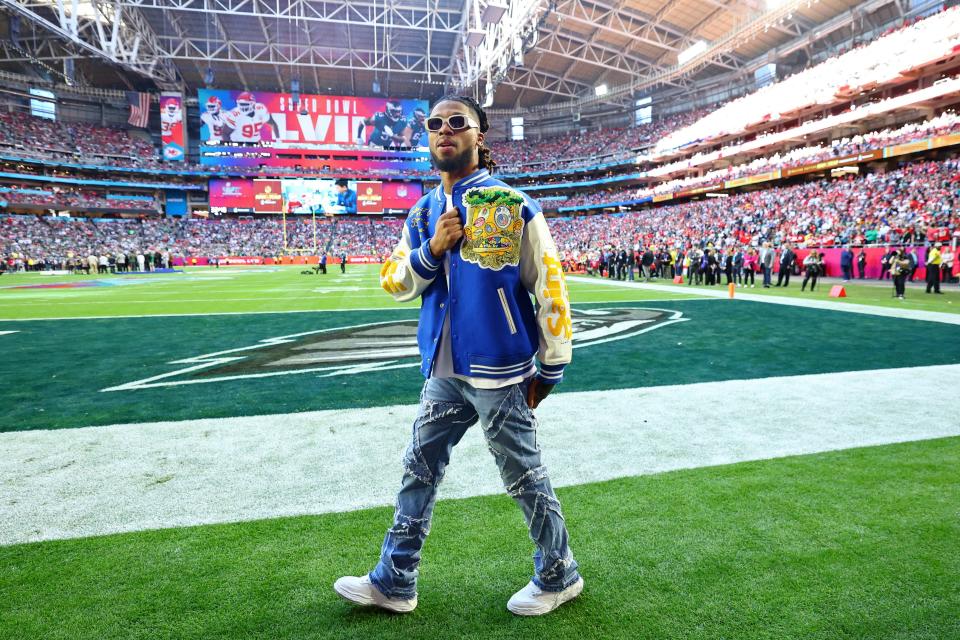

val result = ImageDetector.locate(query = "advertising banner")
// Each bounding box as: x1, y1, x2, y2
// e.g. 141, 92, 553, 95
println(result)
164, 189, 188, 216
792, 246, 933, 280
197, 89, 431, 171
782, 150, 882, 177
381, 181, 423, 211
253, 180, 283, 213
209, 179, 255, 213
210, 177, 422, 214
931, 133, 960, 149
724, 169, 781, 189
886, 140, 930, 157
159, 92, 186, 162
356, 181, 383, 214
676, 183, 723, 198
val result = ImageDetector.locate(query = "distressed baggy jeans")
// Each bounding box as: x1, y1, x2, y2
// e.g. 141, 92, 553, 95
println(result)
369, 376, 580, 599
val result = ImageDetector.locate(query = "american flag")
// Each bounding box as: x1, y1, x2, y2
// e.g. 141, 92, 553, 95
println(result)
127, 92, 150, 128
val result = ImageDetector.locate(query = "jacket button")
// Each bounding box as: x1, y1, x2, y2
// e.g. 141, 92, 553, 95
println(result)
439, 302, 444, 309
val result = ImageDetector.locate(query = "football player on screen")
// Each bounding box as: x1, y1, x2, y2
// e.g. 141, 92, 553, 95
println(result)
403, 107, 428, 149
200, 96, 226, 144
356, 100, 408, 149
222, 91, 277, 143
160, 98, 183, 136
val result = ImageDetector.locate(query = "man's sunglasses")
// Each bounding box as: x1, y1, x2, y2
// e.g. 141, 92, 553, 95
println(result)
426, 114, 480, 132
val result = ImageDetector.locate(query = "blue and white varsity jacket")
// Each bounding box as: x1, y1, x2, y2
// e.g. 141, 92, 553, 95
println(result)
380, 168, 572, 384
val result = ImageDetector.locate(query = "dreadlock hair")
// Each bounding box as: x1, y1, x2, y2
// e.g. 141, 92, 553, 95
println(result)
434, 94, 497, 175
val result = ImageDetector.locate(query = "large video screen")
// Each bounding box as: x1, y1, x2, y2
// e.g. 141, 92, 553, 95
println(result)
209, 178, 422, 215
198, 89, 431, 172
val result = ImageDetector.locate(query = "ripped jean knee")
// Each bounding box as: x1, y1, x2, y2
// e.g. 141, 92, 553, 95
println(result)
388, 511, 430, 540
402, 396, 476, 486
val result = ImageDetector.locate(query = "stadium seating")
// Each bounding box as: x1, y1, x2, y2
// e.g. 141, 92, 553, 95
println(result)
3, 156, 957, 268
548, 158, 960, 268
556, 111, 960, 206
490, 108, 709, 173
1, 214, 403, 265
653, 7, 960, 155
1, 186, 160, 211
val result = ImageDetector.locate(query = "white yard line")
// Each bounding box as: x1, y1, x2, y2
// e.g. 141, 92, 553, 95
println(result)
3, 363, 959, 545
0, 300, 707, 323
0, 306, 419, 322
569, 276, 960, 325
0, 294, 402, 306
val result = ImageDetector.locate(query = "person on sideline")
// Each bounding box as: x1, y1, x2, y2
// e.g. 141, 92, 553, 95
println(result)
334, 95, 582, 617
926, 243, 943, 294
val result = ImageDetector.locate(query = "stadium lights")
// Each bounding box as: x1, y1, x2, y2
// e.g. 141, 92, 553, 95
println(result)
40, 0, 108, 22
482, 86, 495, 108
594, 84, 608, 97
678, 40, 708, 66
482, 2, 508, 24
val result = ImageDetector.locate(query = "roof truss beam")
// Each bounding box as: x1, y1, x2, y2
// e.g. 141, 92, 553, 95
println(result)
78, 0, 463, 32
536, 29, 662, 76
500, 66, 592, 99
551, 0, 688, 54
2, 0, 178, 83
155, 35, 448, 76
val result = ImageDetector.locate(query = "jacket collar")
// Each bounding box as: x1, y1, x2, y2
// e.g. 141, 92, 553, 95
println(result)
454, 168, 490, 189
432, 168, 491, 202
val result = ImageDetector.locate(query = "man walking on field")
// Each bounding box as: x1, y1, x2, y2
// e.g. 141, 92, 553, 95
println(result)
334, 95, 582, 616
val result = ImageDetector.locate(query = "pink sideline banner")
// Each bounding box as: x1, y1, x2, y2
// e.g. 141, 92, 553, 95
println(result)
172, 255, 384, 266
787, 246, 958, 280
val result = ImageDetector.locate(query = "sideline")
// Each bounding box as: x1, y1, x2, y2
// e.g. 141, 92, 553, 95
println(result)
569, 276, 960, 325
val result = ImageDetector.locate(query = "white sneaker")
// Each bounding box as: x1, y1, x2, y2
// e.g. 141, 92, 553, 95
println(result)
507, 577, 583, 616
333, 575, 417, 613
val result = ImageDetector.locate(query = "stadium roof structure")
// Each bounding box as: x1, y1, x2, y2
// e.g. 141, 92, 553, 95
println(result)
0, 0, 915, 112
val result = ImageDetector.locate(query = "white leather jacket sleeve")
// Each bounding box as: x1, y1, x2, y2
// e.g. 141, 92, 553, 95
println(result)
520, 212, 572, 382
380, 223, 441, 303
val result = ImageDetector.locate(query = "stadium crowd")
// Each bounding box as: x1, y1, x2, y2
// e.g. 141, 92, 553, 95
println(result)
1, 185, 160, 212
1, 8, 955, 184
0, 112, 165, 170
556, 112, 960, 206
547, 158, 960, 271
490, 108, 709, 173
1, 215, 402, 271
3, 156, 957, 274
654, 7, 960, 154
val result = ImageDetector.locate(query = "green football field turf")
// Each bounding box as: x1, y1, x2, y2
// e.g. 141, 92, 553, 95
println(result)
1, 265, 958, 319
2, 264, 958, 638
2, 296, 959, 431
2, 437, 957, 640
0, 265, 707, 320
639, 275, 960, 313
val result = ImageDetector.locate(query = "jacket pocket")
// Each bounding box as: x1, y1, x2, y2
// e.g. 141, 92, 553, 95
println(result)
497, 287, 518, 335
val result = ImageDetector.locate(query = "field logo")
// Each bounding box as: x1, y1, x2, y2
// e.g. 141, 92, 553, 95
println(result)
103, 308, 687, 391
